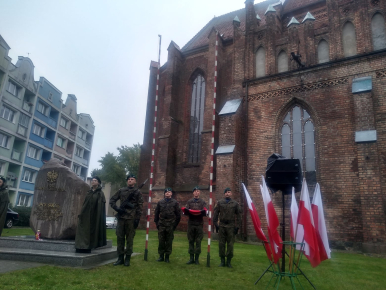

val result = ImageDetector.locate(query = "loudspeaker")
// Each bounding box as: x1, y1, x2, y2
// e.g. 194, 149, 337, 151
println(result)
266, 159, 302, 194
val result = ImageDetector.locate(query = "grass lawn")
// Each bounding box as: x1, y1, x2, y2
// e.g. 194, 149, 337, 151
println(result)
1, 227, 385, 290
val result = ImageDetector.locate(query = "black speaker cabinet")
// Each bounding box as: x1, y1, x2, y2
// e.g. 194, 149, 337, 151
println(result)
266, 159, 302, 194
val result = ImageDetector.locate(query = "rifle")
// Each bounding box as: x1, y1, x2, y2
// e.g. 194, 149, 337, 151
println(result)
116, 178, 148, 216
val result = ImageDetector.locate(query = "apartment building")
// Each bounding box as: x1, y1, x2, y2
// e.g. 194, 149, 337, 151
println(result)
0, 34, 95, 207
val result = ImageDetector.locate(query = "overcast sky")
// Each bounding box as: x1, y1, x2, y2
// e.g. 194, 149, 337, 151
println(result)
0, 0, 268, 173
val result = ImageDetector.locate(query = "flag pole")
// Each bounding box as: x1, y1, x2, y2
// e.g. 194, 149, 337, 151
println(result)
144, 34, 162, 261
207, 30, 219, 268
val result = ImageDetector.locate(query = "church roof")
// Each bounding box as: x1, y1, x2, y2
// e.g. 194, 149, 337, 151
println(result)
282, 0, 322, 15
182, 0, 278, 52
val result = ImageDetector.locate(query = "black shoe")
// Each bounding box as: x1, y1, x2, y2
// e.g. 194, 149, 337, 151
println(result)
157, 254, 164, 262
218, 257, 225, 267
227, 257, 232, 268
186, 254, 194, 264
165, 254, 170, 263
194, 254, 200, 265
113, 255, 124, 266
124, 254, 131, 266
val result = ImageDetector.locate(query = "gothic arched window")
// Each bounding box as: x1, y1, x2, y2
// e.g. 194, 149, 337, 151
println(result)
281, 106, 316, 184
278, 50, 288, 73
189, 74, 206, 163
255, 47, 266, 77
342, 22, 357, 57
371, 13, 386, 51
317, 39, 330, 64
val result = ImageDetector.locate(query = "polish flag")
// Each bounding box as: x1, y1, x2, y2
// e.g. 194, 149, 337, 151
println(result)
260, 176, 283, 264
290, 187, 306, 252
298, 179, 320, 267
242, 183, 273, 261
312, 183, 331, 261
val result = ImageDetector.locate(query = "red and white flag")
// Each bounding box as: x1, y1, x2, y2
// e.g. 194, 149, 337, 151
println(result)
290, 187, 306, 252
312, 183, 331, 261
260, 176, 282, 264
298, 179, 320, 267
243, 183, 273, 261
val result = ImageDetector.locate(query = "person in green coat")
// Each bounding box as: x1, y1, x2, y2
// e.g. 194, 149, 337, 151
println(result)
75, 176, 107, 253
0, 176, 10, 236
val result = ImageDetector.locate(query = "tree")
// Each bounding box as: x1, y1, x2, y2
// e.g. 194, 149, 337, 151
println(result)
91, 144, 141, 187
117, 143, 141, 178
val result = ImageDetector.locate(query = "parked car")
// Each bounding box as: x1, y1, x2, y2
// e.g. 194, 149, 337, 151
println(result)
5, 208, 19, 228
106, 216, 117, 229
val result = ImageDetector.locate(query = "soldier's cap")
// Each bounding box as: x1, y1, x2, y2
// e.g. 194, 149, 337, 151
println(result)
192, 186, 200, 192
164, 187, 173, 194
92, 176, 101, 184
126, 174, 136, 181
0, 176, 6, 184
224, 187, 231, 193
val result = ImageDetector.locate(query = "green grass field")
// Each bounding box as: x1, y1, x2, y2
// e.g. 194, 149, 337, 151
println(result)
1, 227, 385, 290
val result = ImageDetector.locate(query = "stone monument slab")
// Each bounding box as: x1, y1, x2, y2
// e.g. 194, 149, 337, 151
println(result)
30, 159, 90, 239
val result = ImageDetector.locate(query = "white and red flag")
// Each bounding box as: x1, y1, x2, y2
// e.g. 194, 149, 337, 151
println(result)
260, 176, 283, 264
298, 179, 320, 267
312, 183, 331, 261
242, 183, 273, 260
290, 187, 306, 252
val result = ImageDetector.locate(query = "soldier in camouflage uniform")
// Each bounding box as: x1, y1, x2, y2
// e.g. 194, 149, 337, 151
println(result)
184, 186, 207, 265
213, 187, 241, 268
109, 174, 143, 266
154, 187, 181, 263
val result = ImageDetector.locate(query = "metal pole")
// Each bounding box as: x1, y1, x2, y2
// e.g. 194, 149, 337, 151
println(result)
144, 35, 162, 261
207, 31, 219, 267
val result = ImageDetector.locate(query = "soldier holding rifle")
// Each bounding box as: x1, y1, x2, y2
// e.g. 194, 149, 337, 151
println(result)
110, 174, 144, 266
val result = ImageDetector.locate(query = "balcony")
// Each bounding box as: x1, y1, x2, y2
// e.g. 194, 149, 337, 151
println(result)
22, 102, 33, 113
85, 141, 91, 149
44, 138, 53, 149
35, 111, 57, 128
69, 131, 76, 140
11, 150, 22, 162
66, 149, 73, 158
25, 156, 43, 168
74, 155, 88, 166
30, 133, 54, 149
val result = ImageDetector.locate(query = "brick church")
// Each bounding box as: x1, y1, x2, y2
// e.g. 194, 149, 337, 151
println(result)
138, 0, 386, 253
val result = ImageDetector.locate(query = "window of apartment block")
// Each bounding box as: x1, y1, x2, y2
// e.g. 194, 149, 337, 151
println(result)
371, 13, 386, 51
188, 74, 206, 163
277, 50, 289, 73
75, 146, 83, 157
7, 81, 19, 97
17, 113, 30, 137
23, 169, 36, 183
37, 102, 49, 116
18, 194, 31, 207
281, 106, 316, 184
27, 145, 40, 160
78, 129, 85, 140
342, 22, 357, 57
33, 123, 45, 137
255, 47, 266, 77
72, 163, 80, 175
57, 136, 65, 148
60, 117, 69, 129
0, 106, 15, 122
318, 40, 330, 63
0, 133, 9, 148
0, 161, 4, 175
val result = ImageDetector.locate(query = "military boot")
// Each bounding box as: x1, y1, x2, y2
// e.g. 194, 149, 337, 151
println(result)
124, 254, 131, 266
186, 254, 195, 264
157, 254, 164, 262
218, 257, 225, 267
227, 257, 232, 268
194, 254, 200, 265
165, 254, 170, 263
113, 254, 124, 266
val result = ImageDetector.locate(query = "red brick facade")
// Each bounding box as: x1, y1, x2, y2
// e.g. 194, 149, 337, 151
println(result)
139, 0, 386, 252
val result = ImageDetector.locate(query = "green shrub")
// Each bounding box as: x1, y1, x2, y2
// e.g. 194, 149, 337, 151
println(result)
11, 206, 32, 227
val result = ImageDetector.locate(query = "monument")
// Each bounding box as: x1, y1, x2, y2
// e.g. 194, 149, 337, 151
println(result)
30, 158, 90, 240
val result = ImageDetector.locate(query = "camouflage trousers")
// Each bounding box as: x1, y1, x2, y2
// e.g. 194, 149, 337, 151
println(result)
218, 226, 235, 258
158, 225, 174, 255
187, 224, 203, 255
116, 219, 136, 256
